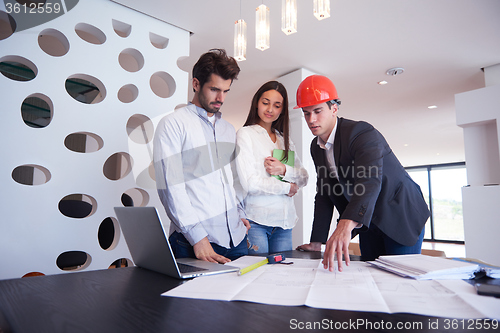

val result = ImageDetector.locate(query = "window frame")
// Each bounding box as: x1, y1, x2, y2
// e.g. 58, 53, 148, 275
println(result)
406, 162, 466, 244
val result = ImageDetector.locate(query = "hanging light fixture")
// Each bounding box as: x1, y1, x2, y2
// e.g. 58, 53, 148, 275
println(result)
234, 0, 247, 61
281, 0, 297, 35
234, 19, 247, 61
255, 4, 270, 51
313, 0, 330, 20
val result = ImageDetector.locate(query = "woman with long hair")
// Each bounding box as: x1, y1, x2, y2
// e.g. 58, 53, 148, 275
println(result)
236, 81, 308, 254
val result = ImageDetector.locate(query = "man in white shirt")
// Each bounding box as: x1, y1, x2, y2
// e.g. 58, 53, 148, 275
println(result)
153, 49, 250, 264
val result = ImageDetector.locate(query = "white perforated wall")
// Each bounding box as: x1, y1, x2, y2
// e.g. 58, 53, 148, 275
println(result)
0, 0, 189, 279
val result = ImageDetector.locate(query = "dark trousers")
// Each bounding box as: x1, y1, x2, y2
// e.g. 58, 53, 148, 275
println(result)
169, 231, 248, 261
358, 223, 425, 261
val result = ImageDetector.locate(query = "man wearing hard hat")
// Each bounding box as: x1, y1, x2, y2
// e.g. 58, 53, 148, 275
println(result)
295, 75, 430, 272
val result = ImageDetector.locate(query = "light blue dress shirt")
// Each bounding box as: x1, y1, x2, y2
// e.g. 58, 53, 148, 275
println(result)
153, 104, 247, 248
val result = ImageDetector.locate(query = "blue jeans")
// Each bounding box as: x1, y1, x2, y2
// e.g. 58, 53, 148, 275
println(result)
359, 223, 425, 261
247, 220, 292, 255
169, 231, 248, 261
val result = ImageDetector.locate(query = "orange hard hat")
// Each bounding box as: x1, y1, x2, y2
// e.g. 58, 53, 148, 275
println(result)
294, 75, 339, 109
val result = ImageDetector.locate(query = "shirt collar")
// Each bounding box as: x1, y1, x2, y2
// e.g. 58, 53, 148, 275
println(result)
189, 102, 221, 121
251, 124, 280, 136
317, 118, 338, 150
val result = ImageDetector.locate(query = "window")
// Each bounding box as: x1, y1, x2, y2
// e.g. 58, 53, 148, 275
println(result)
406, 162, 466, 243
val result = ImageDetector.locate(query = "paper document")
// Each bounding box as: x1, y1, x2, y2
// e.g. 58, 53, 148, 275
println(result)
368, 254, 479, 279
162, 257, 500, 319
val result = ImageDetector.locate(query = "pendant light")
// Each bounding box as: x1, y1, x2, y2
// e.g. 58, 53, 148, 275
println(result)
313, 0, 330, 20
234, 0, 247, 61
255, 4, 270, 51
281, 0, 297, 35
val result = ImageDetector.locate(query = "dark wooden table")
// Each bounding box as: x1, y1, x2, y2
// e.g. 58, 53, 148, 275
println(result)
0, 251, 498, 333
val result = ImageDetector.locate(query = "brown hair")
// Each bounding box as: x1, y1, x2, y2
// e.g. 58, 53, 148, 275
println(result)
192, 49, 240, 91
243, 81, 291, 162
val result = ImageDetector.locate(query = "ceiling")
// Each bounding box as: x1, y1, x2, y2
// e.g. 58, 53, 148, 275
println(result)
112, 0, 500, 167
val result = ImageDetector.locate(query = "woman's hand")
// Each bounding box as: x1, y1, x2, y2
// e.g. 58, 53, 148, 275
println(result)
264, 157, 286, 176
287, 183, 299, 197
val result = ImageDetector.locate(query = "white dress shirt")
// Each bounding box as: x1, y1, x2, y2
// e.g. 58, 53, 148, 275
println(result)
317, 119, 362, 228
153, 104, 247, 248
236, 125, 308, 229
317, 118, 338, 179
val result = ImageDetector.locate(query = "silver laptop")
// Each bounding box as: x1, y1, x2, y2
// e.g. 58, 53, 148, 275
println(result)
114, 206, 239, 279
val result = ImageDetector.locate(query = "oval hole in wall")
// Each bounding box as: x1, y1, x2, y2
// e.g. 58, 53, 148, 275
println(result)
121, 193, 134, 207
98, 217, 120, 250
21, 93, 53, 128
64, 132, 104, 153
149, 32, 169, 49
0, 11, 16, 41
118, 48, 144, 72
38, 28, 70, 57
58, 193, 97, 218
22, 272, 45, 278
109, 258, 132, 269
150, 71, 176, 98
75, 22, 106, 45
112, 19, 131, 38
0, 55, 37, 81
103, 152, 133, 181
12, 164, 51, 186
56, 251, 91, 271
117, 84, 138, 103
65, 74, 106, 104
126, 114, 154, 144
123, 188, 149, 207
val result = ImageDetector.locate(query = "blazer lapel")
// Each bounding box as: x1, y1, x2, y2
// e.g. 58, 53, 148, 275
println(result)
312, 137, 326, 168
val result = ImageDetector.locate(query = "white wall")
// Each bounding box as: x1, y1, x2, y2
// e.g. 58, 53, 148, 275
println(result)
0, 0, 189, 279
279, 68, 316, 248
455, 63, 500, 265
279, 69, 339, 248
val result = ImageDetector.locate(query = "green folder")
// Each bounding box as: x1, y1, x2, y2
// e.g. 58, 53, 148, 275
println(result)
272, 149, 294, 181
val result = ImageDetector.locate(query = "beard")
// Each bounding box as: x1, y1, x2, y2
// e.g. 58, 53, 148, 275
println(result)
198, 91, 222, 114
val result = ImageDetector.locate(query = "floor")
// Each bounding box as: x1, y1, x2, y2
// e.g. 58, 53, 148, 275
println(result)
421, 241, 466, 258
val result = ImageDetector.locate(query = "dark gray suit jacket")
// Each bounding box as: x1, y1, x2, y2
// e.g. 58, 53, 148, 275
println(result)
310, 117, 429, 247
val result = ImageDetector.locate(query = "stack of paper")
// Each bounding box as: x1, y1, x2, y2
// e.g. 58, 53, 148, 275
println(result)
368, 254, 480, 280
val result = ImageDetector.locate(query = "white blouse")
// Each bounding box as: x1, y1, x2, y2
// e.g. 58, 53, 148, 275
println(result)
236, 125, 308, 229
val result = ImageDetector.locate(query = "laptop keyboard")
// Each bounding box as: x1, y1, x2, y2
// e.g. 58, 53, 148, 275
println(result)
177, 262, 208, 273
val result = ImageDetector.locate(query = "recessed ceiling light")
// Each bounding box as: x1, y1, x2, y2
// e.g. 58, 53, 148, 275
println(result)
428, 105, 438, 109
404, 144, 409, 147
386, 67, 405, 76
378, 80, 388, 85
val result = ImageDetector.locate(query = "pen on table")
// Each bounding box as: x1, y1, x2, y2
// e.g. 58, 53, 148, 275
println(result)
238, 253, 285, 276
